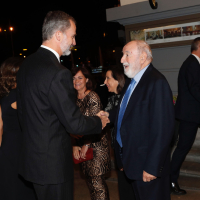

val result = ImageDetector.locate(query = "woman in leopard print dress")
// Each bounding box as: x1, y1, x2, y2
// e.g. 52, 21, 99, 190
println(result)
72, 66, 111, 200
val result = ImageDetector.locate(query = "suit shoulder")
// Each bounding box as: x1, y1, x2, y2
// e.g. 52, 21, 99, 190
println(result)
149, 65, 167, 81
21, 50, 69, 75
178, 55, 200, 76
52, 67, 72, 80
181, 55, 198, 68
146, 65, 171, 92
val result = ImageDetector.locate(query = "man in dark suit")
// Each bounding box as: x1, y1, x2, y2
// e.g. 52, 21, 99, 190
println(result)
102, 40, 174, 200
170, 37, 200, 195
17, 11, 108, 200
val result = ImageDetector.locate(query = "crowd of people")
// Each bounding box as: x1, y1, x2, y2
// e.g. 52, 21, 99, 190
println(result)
0, 10, 200, 200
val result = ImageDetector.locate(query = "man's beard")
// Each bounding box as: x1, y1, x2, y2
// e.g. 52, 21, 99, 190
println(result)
61, 46, 71, 56
123, 58, 141, 78
60, 34, 72, 56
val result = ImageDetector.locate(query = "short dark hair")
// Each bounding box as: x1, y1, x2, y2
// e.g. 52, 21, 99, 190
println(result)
0, 57, 23, 98
42, 10, 76, 42
71, 66, 95, 91
106, 66, 125, 94
191, 37, 200, 53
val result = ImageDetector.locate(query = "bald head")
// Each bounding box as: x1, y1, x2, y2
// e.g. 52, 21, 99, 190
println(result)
121, 40, 152, 78
135, 40, 153, 62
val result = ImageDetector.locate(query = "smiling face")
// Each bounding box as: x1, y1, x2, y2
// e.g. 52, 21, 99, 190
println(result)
73, 70, 88, 92
121, 42, 142, 78
60, 20, 76, 56
104, 70, 119, 94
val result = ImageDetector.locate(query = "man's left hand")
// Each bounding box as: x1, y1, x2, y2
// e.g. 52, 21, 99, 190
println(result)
143, 171, 157, 182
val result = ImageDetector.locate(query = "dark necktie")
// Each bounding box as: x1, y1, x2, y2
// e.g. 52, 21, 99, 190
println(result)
116, 78, 136, 147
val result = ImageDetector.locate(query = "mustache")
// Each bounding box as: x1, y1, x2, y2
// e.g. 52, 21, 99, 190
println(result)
123, 63, 129, 67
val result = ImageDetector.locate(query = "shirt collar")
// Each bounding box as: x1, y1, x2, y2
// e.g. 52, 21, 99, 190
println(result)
192, 54, 200, 64
133, 64, 150, 83
41, 45, 60, 62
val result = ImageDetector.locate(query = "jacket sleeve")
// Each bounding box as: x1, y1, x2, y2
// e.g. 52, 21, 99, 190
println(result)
108, 106, 118, 124
16, 73, 24, 130
48, 69, 102, 135
143, 78, 175, 177
186, 60, 200, 103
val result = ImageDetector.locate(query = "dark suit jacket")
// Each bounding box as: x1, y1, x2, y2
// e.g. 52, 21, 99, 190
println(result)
17, 47, 102, 185
109, 64, 175, 180
175, 54, 200, 124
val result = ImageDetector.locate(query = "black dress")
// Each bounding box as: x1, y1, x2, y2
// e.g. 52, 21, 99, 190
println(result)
0, 89, 36, 200
105, 93, 135, 200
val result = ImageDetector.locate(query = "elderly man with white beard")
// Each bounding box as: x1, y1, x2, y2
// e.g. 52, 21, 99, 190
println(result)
101, 40, 175, 200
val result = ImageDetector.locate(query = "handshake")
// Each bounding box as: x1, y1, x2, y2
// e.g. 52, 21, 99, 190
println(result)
96, 111, 110, 129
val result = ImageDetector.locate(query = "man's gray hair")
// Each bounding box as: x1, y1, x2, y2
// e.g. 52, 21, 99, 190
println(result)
42, 11, 76, 42
136, 40, 153, 61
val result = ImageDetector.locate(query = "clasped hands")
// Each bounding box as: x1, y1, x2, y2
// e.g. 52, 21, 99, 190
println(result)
73, 145, 89, 160
96, 111, 110, 129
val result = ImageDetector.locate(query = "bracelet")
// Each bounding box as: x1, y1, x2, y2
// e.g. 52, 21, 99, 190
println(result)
84, 144, 90, 147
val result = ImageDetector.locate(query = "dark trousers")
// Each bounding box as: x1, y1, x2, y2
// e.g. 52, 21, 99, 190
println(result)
118, 170, 135, 200
33, 180, 73, 200
131, 176, 170, 200
170, 120, 199, 183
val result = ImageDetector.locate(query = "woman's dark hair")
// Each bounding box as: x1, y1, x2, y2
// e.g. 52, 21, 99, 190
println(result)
71, 65, 95, 91
0, 57, 23, 98
106, 66, 125, 94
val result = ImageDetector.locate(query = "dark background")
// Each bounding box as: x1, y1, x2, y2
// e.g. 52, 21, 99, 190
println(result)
0, 0, 125, 69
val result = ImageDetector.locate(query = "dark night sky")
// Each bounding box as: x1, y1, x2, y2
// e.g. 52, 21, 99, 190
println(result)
0, 0, 122, 64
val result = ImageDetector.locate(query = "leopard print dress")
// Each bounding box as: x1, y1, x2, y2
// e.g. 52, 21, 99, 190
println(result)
76, 91, 111, 177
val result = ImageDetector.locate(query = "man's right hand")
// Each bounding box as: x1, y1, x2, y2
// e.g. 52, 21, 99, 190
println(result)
100, 115, 110, 129
97, 111, 109, 118
96, 111, 110, 129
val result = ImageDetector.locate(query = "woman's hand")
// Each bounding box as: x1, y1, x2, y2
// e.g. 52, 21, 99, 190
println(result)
73, 146, 81, 160
80, 145, 89, 159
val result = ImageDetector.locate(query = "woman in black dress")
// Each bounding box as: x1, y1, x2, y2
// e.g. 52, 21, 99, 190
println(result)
0, 57, 37, 200
104, 66, 135, 200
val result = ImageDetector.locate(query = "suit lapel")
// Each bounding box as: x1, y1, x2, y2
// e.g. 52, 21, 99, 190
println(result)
121, 64, 153, 123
